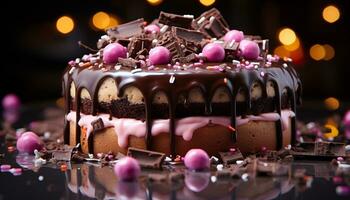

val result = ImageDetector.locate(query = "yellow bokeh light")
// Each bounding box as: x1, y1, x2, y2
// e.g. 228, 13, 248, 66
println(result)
199, 0, 216, 6
56, 16, 74, 34
274, 46, 290, 58
147, 0, 163, 6
309, 44, 326, 61
278, 28, 297, 46
323, 44, 335, 61
284, 37, 300, 51
106, 15, 120, 29
324, 97, 340, 110
92, 11, 110, 30
323, 124, 339, 139
322, 5, 340, 23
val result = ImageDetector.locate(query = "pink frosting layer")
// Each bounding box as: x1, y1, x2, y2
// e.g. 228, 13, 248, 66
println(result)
67, 110, 295, 148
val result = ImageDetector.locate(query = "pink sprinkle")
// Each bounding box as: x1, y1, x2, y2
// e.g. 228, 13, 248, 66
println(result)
148, 65, 155, 70
68, 60, 75, 66
260, 71, 265, 77
229, 148, 236, 152
245, 64, 254, 69
199, 59, 204, 63
337, 157, 344, 161
97, 153, 103, 159
194, 62, 202, 66
245, 61, 250, 65
108, 155, 114, 160
10, 168, 22, 174
1, 165, 11, 171
333, 176, 343, 184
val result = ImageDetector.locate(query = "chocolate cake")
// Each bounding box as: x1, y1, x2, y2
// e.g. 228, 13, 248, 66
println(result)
62, 8, 302, 156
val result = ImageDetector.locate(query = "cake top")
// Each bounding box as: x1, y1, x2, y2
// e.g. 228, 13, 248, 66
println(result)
67, 8, 294, 73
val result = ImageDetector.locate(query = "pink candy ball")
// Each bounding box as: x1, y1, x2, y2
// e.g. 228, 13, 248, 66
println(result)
114, 157, 141, 181
2, 94, 21, 110
184, 149, 210, 171
149, 46, 171, 65
16, 131, 43, 154
239, 40, 260, 60
103, 43, 127, 64
185, 172, 210, 192
224, 30, 244, 42
202, 43, 225, 62
144, 24, 160, 34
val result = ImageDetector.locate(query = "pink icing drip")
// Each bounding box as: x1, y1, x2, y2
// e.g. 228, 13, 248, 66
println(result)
66, 110, 295, 148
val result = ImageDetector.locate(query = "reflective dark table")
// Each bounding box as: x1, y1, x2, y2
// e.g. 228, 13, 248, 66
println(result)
0, 102, 350, 200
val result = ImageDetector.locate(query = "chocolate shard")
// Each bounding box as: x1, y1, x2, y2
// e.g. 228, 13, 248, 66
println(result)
195, 8, 229, 30
177, 53, 198, 63
173, 27, 205, 43
158, 11, 193, 29
107, 18, 144, 39
254, 39, 269, 58
127, 147, 166, 169
52, 145, 74, 161
118, 58, 141, 68
223, 41, 239, 61
219, 149, 244, 165
91, 118, 105, 132
128, 37, 152, 58
291, 142, 347, 160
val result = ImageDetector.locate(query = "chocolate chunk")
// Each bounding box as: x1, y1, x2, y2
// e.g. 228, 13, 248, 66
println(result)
256, 158, 289, 176
128, 37, 152, 58
291, 142, 347, 160
223, 41, 239, 61
195, 8, 229, 30
173, 27, 205, 43
216, 165, 241, 179
204, 17, 229, 38
219, 149, 244, 165
91, 118, 104, 132
255, 39, 269, 58
107, 18, 144, 39
52, 145, 74, 161
117, 38, 131, 47
177, 53, 198, 63
127, 147, 166, 169
158, 12, 193, 29
118, 58, 141, 68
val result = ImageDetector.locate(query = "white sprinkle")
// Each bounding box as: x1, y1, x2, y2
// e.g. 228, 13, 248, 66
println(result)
38, 176, 44, 181
210, 156, 219, 163
345, 145, 350, 151
34, 149, 41, 159
101, 35, 109, 40
254, 65, 259, 69
131, 68, 142, 74
210, 176, 217, 183
152, 39, 158, 46
44, 132, 51, 139
34, 158, 46, 167
75, 58, 80, 63
69, 67, 75, 74
232, 60, 240, 65
285, 144, 292, 150
183, 15, 194, 19
57, 139, 61, 143
209, 16, 215, 23
160, 25, 169, 33
241, 173, 249, 181
236, 160, 244, 165
283, 63, 288, 68
260, 71, 265, 77
75, 143, 81, 149
114, 65, 122, 70
88, 154, 94, 159
165, 157, 172, 162
262, 39, 268, 50
216, 164, 224, 171
169, 75, 175, 84
197, 17, 206, 24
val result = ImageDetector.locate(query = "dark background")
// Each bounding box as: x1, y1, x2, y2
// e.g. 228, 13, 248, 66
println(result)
1, 0, 349, 103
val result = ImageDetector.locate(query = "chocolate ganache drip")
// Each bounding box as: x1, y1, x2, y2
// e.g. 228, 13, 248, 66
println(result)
62, 8, 302, 155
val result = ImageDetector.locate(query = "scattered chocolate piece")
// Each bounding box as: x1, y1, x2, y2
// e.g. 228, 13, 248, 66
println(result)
158, 12, 193, 29
52, 145, 74, 161
177, 53, 198, 63
204, 17, 229, 39
291, 142, 347, 160
256, 158, 289, 176
219, 149, 244, 165
107, 18, 145, 39
173, 27, 205, 43
195, 8, 229, 32
118, 58, 141, 69
127, 147, 166, 169
128, 37, 152, 58
91, 118, 105, 133
216, 165, 241, 179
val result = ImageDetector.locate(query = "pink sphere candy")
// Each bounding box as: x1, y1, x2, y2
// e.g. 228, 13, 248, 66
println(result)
16, 131, 42, 154
114, 157, 141, 181
239, 40, 260, 60
184, 149, 210, 171
103, 43, 127, 64
185, 172, 210, 192
144, 24, 160, 34
2, 94, 21, 110
202, 43, 225, 62
224, 30, 244, 42
149, 46, 171, 65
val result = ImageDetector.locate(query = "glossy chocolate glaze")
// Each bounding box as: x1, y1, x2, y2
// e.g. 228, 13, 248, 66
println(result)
63, 59, 301, 155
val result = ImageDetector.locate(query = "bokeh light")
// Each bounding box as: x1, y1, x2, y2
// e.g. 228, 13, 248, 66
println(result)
92, 12, 110, 30
324, 97, 340, 110
323, 44, 335, 61
323, 124, 339, 139
322, 5, 340, 23
147, 0, 163, 6
107, 14, 120, 29
284, 37, 300, 51
278, 28, 297, 46
199, 0, 216, 6
309, 44, 326, 61
274, 46, 290, 58
56, 16, 74, 34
